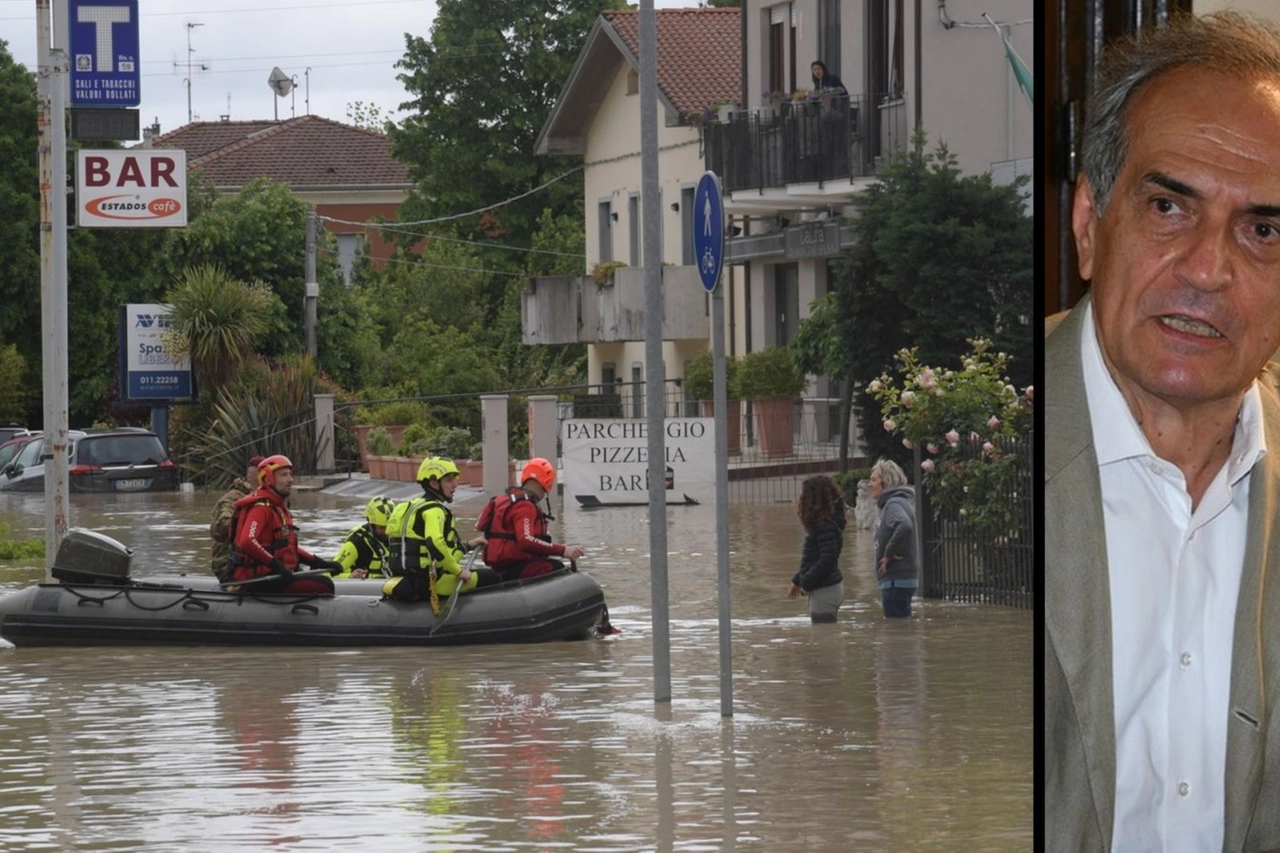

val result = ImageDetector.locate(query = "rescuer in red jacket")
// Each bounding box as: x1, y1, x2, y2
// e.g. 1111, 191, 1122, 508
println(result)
477, 457, 585, 582
229, 454, 340, 595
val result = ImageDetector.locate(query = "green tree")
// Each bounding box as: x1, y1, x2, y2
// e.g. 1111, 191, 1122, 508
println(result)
162, 265, 274, 400
0, 344, 27, 421
158, 177, 340, 358
802, 130, 1032, 466
0, 43, 42, 421
389, 0, 619, 255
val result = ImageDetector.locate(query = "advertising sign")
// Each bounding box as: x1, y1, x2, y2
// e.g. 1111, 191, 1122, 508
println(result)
76, 150, 188, 228
69, 0, 141, 107
562, 418, 715, 507
119, 304, 193, 401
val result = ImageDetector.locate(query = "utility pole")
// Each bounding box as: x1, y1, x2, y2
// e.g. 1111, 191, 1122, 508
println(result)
36, 0, 71, 577
305, 209, 317, 358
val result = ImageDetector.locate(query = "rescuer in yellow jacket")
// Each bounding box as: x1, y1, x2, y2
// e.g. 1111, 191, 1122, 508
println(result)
332, 495, 395, 579
383, 457, 499, 606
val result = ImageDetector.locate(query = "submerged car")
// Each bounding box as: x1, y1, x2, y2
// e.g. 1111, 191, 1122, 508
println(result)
0, 429, 179, 493
0, 433, 38, 472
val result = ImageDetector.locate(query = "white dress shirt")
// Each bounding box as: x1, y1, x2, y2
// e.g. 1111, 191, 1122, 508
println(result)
1080, 303, 1265, 853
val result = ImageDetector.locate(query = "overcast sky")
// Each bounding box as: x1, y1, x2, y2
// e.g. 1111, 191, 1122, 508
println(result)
2, 0, 690, 137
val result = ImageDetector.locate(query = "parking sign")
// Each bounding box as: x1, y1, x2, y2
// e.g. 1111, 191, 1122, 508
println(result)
69, 0, 140, 107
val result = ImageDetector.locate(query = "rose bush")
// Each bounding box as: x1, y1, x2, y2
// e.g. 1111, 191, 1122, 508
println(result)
869, 338, 1032, 530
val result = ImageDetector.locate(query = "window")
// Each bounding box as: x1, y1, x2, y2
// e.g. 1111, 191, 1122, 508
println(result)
631, 363, 644, 418
869, 0, 906, 98
768, 6, 787, 95
601, 362, 617, 390
598, 200, 613, 262
819, 0, 841, 87
680, 185, 696, 266
628, 193, 640, 266
774, 263, 799, 346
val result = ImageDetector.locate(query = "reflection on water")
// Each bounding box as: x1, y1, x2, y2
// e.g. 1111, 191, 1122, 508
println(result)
0, 489, 1031, 850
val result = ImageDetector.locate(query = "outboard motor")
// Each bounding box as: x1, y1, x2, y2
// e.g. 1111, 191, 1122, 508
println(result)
51, 529, 132, 586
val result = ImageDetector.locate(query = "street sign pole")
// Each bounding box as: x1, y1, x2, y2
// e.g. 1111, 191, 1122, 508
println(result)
694, 171, 732, 716
38, 0, 72, 577
639, 0, 671, 706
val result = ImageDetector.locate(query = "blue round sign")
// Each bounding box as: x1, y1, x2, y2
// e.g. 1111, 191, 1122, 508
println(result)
693, 171, 724, 293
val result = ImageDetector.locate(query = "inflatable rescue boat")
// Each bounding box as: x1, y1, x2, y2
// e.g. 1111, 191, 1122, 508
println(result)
0, 530, 609, 648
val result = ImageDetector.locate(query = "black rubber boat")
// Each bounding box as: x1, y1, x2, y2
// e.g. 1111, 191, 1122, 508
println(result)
0, 530, 608, 648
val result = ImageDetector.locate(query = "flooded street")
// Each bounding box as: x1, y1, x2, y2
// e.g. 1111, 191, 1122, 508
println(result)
0, 487, 1032, 850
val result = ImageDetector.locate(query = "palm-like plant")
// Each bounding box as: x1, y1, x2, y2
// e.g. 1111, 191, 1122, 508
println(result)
162, 264, 272, 399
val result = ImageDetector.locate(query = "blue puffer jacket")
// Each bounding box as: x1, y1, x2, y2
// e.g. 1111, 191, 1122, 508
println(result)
875, 486, 918, 586
791, 498, 846, 592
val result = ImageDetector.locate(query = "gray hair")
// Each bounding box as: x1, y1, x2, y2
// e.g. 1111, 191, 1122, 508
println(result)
872, 458, 907, 488
1082, 11, 1280, 214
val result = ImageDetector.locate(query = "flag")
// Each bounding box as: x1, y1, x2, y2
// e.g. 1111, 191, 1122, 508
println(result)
999, 29, 1034, 107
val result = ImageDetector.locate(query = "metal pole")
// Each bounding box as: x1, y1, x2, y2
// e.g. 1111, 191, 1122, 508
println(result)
37, 0, 71, 577
304, 209, 317, 358
713, 285, 732, 716
639, 0, 670, 704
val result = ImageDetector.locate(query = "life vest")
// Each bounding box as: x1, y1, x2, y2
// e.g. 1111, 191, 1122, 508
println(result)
228, 491, 297, 577
335, 523, 390, 576
386, 496, 464, 576
477, 487, 551, 567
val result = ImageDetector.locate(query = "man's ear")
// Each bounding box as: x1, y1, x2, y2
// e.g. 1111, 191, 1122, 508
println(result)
1072, 175, 1100, 282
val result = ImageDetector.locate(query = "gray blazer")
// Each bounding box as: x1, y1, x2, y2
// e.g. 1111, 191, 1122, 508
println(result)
1045, 297, 1280, 852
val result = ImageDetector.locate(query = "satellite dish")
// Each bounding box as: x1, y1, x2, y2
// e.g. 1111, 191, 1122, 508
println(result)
268, 66, 293, 97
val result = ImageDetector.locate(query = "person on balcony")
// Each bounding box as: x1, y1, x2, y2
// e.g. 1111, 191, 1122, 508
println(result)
810, 61, 846, 97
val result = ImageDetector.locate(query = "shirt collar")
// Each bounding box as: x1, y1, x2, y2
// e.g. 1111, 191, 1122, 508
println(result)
1080, 300, 1266, 483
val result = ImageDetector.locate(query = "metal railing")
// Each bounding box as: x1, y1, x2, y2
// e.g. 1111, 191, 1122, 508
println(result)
703, 93, 909, 194
918, 433, 1034, 608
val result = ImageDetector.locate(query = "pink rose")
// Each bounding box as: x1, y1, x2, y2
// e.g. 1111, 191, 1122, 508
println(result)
987, 416, 1001, 430
983, 441, 994, 454
883, 418, 896, 432
946, 429, 960, 446
903, 438, 914, 449
921, 459, 935, 473
926, 443, 939, 455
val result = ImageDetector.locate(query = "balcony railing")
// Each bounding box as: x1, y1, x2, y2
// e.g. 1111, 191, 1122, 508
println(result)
703, 92, 908, 195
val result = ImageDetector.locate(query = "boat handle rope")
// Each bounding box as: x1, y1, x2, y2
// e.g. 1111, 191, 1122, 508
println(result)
60, 584, 328, 612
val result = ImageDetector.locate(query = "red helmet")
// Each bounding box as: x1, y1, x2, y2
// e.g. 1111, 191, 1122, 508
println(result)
521, 457, 555, 492
258, 454, 293, 488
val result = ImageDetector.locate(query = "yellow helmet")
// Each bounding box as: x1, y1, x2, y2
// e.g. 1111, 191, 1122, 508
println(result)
416, 456, 460, 483
365, 495, 395, 527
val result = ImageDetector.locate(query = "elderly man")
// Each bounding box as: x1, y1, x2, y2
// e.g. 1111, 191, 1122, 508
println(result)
1045, 12, 1280, 851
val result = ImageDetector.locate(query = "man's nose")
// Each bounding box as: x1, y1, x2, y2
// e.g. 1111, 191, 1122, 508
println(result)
1175, 221, 1235, 292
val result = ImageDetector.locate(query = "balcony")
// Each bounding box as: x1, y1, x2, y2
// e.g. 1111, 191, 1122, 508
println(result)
522, 265, 710, 345
703, 93, 908, 195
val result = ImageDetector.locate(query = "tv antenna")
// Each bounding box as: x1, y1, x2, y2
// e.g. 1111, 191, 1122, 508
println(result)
267, 66, 293, 121
175, 22, 209, 124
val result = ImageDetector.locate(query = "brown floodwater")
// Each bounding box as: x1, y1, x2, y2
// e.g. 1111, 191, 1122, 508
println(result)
0, 486, 1032, 850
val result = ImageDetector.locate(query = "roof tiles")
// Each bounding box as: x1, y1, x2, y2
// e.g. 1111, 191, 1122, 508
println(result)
603, 8, 740, 114
147, 115, 410, 189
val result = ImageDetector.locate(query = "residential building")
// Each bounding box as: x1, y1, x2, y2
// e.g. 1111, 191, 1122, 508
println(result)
530, 2, 1031, 450
143, 115, 413, 278
531, 7, 741, 419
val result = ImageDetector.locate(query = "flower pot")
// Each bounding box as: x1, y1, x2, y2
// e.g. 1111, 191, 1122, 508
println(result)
366, 455, 393, 480
456, 459, 484, 487
700, 399, 742, 456
396, 456, 422, 482
753, 396, 794, 459
353, 424, 409, 471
